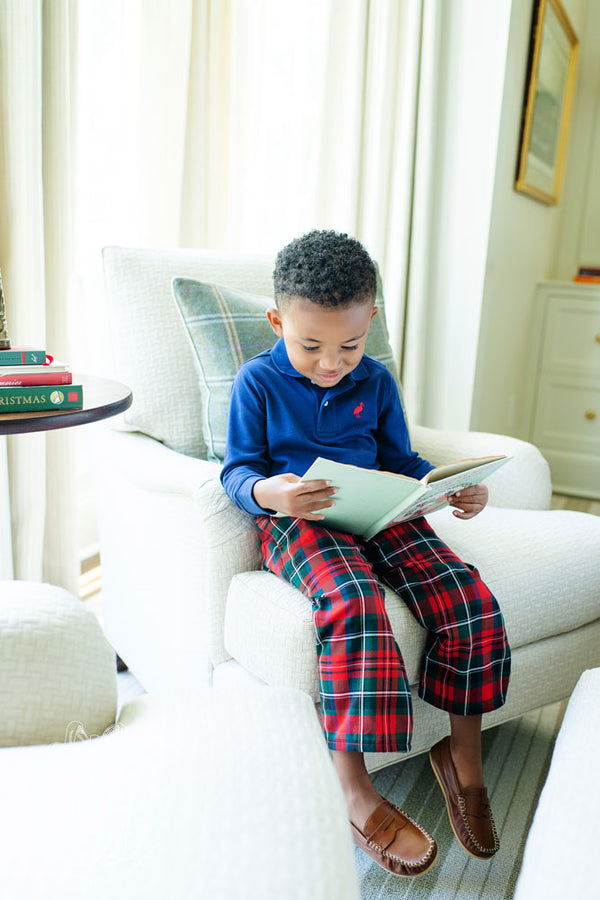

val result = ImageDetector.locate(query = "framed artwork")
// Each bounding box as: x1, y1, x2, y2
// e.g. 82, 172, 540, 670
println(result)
515, 0, 579, 205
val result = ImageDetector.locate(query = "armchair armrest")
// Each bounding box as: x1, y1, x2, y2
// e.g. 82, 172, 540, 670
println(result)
409, 424, 552, 510
89, 428, 260, 691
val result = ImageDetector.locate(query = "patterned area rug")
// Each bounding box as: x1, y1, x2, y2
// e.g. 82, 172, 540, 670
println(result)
357, 700, 566, 899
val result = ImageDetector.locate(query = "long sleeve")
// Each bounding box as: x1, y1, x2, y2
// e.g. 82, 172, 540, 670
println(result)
220, 368, 272, 516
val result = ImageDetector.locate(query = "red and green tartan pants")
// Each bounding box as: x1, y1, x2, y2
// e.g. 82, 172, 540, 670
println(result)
256, 515, 511, 753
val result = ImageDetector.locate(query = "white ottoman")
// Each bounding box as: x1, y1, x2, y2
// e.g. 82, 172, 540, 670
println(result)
513, 667, 600, 900
0, 686, 359, 899
0, 580, 117, 746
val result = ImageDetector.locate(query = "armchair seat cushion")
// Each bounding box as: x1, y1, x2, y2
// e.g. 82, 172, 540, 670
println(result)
224, 507, 600, 699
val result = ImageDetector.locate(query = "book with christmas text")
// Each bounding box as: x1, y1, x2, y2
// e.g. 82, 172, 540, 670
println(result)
0, 384, 83, 412
300, 455, 511, 539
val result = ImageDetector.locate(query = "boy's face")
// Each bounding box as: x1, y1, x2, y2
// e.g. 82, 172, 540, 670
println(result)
266, 296, 377, 389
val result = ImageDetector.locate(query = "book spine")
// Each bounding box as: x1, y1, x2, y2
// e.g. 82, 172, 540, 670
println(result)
577, 267, 600, 276
0, 349, 47, 365
0, 371, 72, 386
573, 275, 600, 283
0, 385, 83, 411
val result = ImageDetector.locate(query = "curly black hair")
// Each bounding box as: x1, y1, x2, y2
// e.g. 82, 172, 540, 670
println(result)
273, 230, 376, 308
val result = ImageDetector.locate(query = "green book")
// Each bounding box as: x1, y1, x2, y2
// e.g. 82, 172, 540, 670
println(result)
300, 455, 512, 540
0, 347, 47, 366
0, 384, 83, 412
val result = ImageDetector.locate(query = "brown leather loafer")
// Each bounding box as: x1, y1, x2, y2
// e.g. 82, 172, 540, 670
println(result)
429, 736, 499, 859
350, 799, 438, 877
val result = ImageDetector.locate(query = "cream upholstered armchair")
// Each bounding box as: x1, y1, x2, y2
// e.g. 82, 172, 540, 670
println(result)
93, 246, 600, 772
1, 583, 358, 899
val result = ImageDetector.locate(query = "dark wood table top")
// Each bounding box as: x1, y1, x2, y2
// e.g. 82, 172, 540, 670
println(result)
0, 375, 132, 435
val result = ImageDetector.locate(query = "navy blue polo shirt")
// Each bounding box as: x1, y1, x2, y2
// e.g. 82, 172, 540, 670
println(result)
220, 338, 433, 516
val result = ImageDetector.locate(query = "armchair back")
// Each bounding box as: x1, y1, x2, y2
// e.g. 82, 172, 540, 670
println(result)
102, 246, 276, 459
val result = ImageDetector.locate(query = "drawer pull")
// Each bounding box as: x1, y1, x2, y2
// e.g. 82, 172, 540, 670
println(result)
596, 333, 600, 343
585, 410, 597, 420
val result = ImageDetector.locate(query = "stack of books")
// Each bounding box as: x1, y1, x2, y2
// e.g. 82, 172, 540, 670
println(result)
0, 346, 83, 413
573, 266, 600, 284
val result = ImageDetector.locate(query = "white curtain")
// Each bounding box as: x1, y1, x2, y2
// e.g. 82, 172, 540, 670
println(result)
400, 0, 440, 422
0, 0, 78, 591
1, 0, 427, 590
72, 0, 425, 367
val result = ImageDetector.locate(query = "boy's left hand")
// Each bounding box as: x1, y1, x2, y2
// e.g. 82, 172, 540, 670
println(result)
448, 484, 488, 519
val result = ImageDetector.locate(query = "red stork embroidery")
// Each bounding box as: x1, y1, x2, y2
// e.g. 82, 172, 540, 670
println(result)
353, 402, 364, 418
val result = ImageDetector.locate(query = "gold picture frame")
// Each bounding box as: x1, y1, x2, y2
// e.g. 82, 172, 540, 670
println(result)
515, 0, 579, 205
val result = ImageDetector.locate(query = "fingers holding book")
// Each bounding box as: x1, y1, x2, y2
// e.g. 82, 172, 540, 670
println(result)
448, 484, 489, 519
253, 473, 338, 520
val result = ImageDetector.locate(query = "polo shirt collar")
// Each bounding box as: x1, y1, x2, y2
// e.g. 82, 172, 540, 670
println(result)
270, 338, 371, 384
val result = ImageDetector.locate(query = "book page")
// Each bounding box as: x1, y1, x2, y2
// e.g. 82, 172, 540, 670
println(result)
423, 455, 507, 484
301, 457, 425, 536
394, 455, 512, 524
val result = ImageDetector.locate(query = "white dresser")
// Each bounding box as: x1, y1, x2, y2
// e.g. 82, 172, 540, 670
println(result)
528, 282, 600, 499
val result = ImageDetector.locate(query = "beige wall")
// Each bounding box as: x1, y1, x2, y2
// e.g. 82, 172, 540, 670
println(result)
471, 0, 598, 440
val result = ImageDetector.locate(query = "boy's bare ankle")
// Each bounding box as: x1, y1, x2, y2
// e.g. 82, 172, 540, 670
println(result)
449, 738, 485, 789
330, 751, 381, 826
342, 771, 382, 827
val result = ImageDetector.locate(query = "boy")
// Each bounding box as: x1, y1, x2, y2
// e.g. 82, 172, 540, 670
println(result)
221, 230, 510, 877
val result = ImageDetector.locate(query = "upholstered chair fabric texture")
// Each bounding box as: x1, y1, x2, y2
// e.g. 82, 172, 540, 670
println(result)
0, 581, 117, 746
2, 687, 360, 899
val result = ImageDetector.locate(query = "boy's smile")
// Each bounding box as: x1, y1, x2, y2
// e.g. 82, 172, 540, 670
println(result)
266, 296, 377, 389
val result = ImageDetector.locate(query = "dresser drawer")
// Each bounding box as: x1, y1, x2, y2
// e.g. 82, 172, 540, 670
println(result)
532, 376, 600, 454
541, 297, 600, 377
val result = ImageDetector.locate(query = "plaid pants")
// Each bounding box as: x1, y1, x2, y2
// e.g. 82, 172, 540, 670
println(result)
257, 515, 511, 753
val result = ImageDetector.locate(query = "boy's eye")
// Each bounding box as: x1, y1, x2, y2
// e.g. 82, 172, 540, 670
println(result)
301, 344, 360, 352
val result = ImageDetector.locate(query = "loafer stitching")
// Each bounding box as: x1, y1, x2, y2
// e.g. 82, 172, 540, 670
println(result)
457, 794, 499, 855
430, 738, 500, 858
366, 803, 437, 867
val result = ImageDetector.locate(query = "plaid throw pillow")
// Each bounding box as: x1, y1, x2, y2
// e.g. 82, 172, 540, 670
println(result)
172, 276, 402, 462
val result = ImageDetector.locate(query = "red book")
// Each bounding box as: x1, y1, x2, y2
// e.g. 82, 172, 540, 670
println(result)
0, 371, 72, 386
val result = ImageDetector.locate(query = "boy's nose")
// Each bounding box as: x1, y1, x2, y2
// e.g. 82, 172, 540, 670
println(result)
321, 351, 341, 371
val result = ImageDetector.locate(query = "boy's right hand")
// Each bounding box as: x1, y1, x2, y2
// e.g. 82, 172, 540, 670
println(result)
253, 474, 337, 520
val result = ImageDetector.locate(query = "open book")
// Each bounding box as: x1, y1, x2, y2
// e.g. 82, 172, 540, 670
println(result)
301, 455, 511, 540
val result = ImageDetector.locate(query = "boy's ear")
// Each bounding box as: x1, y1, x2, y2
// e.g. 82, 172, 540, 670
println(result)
266, 307, 284, 337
